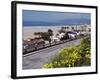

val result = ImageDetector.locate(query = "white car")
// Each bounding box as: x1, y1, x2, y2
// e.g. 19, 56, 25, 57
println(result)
67, 32, 77, 39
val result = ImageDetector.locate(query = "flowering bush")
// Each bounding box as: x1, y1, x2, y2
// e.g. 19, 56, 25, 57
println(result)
43, 36, 91, 68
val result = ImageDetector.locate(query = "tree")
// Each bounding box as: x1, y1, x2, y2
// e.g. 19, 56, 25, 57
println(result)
58, 27, 66, 33
34, 29, 53, 44
34, 32, 42, 37
48, 29, 53, 36
41, 32, 50, 41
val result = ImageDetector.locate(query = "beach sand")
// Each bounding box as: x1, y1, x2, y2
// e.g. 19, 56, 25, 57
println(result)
22, 26, 61, 40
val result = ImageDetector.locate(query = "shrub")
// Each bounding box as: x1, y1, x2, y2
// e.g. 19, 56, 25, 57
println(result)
43, 36, 91, 68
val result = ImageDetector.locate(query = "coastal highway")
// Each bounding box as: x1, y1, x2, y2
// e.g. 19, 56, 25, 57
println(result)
23, 38, 82, 69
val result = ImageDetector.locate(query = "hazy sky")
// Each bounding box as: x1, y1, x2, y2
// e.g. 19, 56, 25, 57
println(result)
23, 10, 91, 26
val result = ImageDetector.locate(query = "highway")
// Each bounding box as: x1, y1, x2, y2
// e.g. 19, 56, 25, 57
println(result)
23, 38, 82, 69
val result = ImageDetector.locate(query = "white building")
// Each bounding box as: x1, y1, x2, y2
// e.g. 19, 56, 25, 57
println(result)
23, 25, 91, 40
60, 25, 91, 32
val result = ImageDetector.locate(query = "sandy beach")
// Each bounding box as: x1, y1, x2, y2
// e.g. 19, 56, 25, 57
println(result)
22, 25, 90, 40
22, 26, 61, 40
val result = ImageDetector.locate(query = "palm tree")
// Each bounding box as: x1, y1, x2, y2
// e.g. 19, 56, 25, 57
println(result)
58, 27, 66, 33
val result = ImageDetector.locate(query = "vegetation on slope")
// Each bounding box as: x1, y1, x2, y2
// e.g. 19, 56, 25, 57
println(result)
43, 36, 91, 68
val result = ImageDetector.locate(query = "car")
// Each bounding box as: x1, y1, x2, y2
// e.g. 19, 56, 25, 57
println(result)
67, 31, 77, 39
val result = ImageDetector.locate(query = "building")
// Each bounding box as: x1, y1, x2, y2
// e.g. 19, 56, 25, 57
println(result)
23, 25, 91, 40
60, 25, 91, 32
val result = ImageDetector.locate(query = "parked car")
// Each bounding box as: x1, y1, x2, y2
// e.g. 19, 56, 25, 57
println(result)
67, 31, 77, 39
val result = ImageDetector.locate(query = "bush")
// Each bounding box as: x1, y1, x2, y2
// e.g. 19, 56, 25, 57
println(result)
43, 36, 91, 68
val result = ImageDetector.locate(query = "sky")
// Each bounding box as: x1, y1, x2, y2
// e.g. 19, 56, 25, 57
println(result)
23, 10, 91, 26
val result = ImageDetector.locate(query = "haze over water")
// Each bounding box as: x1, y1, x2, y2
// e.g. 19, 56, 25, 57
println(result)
23, 10, 91, 27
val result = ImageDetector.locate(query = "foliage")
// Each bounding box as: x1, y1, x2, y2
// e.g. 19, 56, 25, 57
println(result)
43, 36, 91, 68
34, 29, 53, 42
34, 32, 42, 37
58, 27, 66, 33
48, 29, 53, 36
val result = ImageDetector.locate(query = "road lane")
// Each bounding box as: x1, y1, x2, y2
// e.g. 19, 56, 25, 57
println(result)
23, 38, 82, 69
